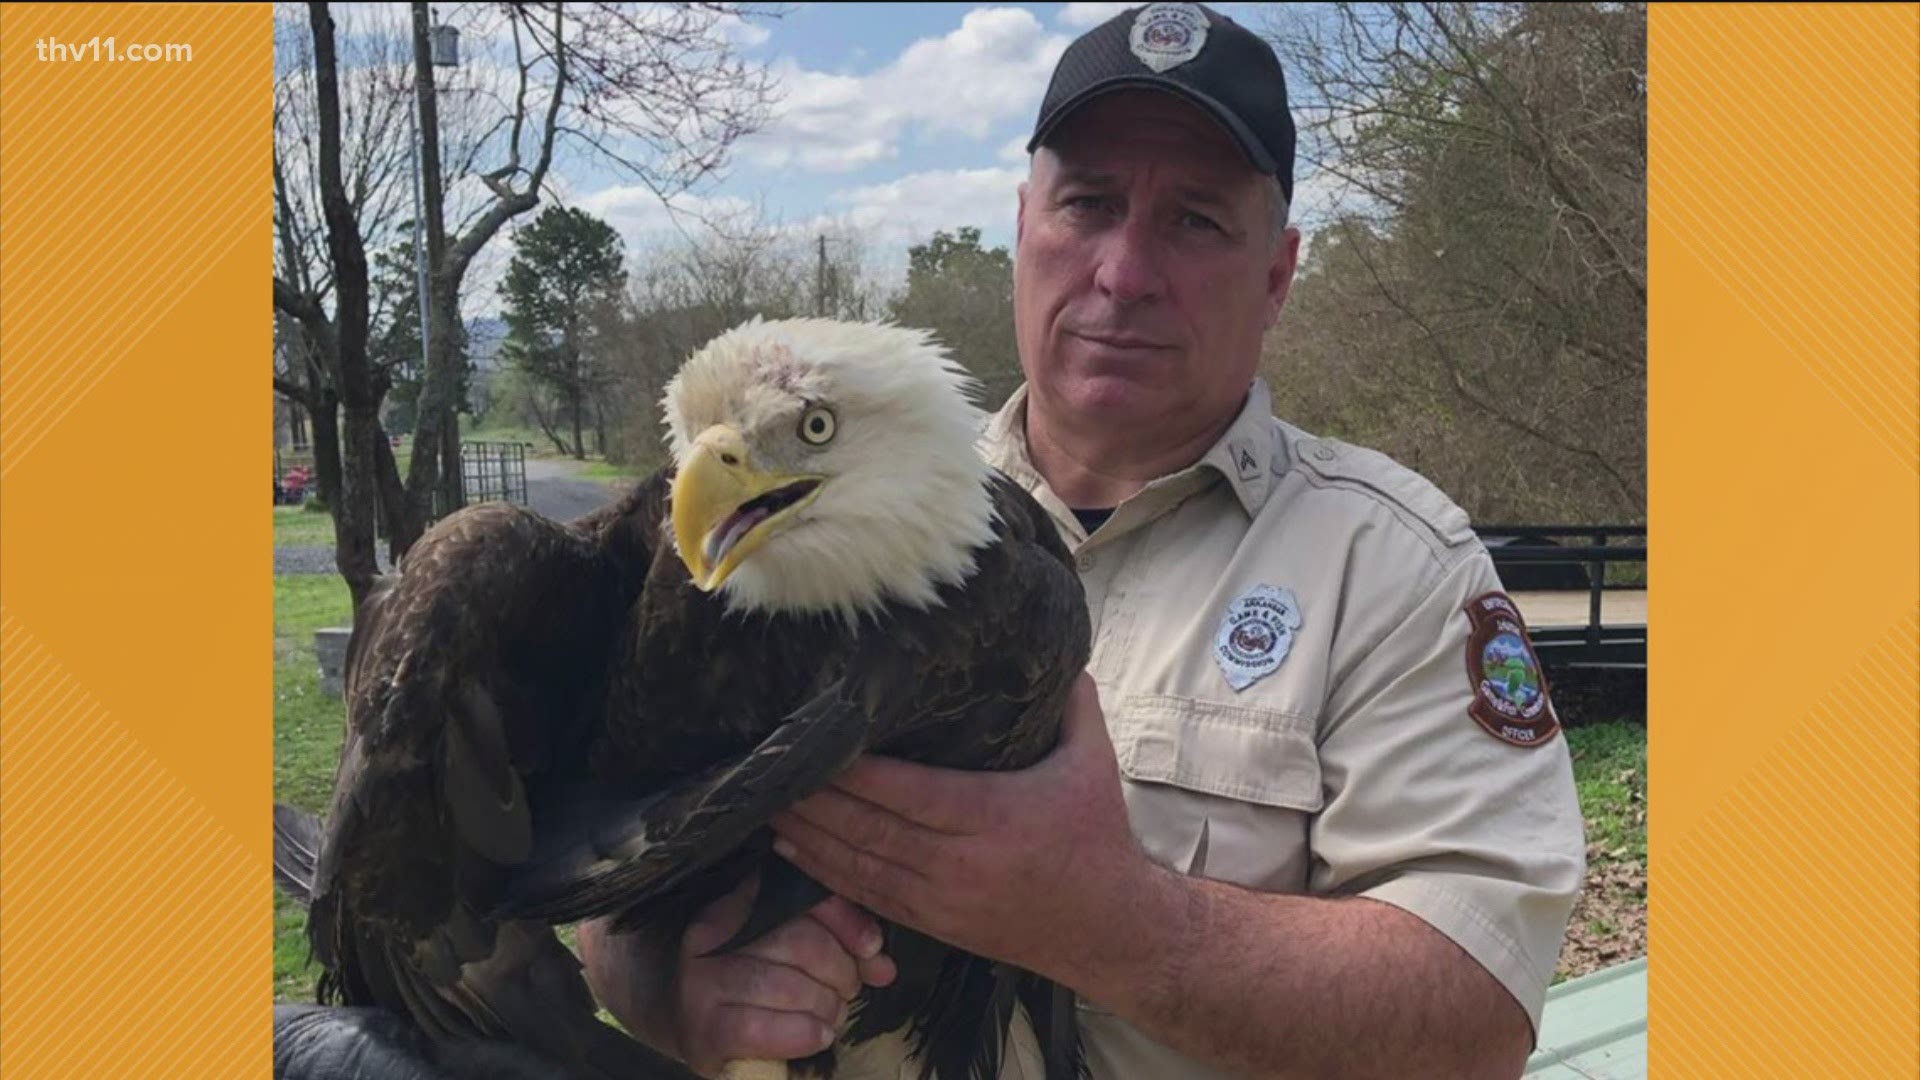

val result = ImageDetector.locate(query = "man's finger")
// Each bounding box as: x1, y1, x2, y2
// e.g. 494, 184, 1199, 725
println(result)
684, 871, 759, 958
786, 785, 946, 863
771, 810, 929, 928
824, 754, 987, 834
803, 894, 898, 988
806, 893, 885, 960
734, 914, 862, 1002
703, 1004, 837, 1066
708, 956, 845, 1026
855, 950, 898, 990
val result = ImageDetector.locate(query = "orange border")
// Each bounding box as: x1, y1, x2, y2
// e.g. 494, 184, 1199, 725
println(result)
1649, 5, 1918, 1074
0, 3, 1915, 1076
0, 4, 273, 1076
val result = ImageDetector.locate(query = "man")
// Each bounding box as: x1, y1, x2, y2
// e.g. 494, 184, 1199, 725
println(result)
580, 5, 1585, 1077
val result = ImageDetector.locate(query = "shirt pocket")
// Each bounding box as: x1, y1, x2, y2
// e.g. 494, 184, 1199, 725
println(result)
1078, 694, 1322, 1025
1108, 692, 1321, 894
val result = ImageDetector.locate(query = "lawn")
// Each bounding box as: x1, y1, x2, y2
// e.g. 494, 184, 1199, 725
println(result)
574, 458, 654, 483
274, 574, 354, 1000
1556, 720, 1648, 981
273, 504, 338, 547
464, 418, 565, 457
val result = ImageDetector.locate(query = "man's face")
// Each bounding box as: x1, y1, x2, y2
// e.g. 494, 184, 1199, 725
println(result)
1014, 90, 1299, 432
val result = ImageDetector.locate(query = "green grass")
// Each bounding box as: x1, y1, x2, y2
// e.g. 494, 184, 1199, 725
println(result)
273, 504, 337, 547
1604, 562, 1648, 587
274, 574, 354, 1000
465, 418, 565, 457
1566, 721, 1647, 863
574, 458, 653, 483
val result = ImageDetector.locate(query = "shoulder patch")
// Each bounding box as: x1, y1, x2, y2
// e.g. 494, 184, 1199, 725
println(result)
1293, 438, 1474, 546
1463, 592, 1560, 747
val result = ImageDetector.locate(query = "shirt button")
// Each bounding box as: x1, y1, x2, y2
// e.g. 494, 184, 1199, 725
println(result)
1313, 445, 1336, 462
1076, 552, 1096, 572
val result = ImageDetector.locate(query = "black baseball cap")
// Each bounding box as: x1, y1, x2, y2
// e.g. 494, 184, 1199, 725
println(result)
1026, 3, 1296, 201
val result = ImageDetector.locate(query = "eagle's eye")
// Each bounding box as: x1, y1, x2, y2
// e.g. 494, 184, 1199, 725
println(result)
797, 405, 837, 446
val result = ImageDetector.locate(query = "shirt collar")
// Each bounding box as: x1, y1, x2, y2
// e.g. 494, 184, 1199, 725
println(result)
980, 378, 1280, 523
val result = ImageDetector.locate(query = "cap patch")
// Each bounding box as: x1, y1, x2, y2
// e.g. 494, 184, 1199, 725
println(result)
1130, 3, 1209, 73
1464, 592, 1560, 747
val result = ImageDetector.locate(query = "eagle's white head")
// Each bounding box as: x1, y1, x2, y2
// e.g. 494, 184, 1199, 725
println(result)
661, 317, 998, 624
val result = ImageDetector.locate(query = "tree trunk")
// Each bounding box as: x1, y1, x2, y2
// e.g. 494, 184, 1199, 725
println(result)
335, 401, 383, 607
570, 389, 585, 459
440, 420, 463, 516
527, 386, 570, 456
395, 2, 455, 557
309, 388, 343, 512
373, 427, 411, 561
309, 0, 380, 610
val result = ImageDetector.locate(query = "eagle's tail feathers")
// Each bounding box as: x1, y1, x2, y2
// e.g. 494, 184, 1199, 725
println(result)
273, 802, 326, 906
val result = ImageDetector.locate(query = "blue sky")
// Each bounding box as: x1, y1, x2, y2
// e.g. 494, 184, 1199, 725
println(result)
303, 3, 1302, 307
562, 3, 1282, 279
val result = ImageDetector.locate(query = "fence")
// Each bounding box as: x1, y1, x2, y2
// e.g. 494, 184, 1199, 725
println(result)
1478, 525, 1647, 670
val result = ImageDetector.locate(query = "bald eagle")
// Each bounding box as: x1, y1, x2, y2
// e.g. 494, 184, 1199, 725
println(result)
274, 318, 1091, 1080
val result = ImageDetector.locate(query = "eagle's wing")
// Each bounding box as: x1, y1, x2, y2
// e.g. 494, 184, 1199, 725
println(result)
837, 474, 1093, 1080
525, 472, 1092, 1080
287, 476, 692, 1080
494, 669, 875, 926
494, 475, 1090, 939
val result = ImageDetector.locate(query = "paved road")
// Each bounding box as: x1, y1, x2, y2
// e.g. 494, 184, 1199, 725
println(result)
275, 457, 631, 575
525, 457, 627, 522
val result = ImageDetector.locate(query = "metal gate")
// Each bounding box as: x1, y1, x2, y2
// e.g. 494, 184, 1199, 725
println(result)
459, 440, 528, 507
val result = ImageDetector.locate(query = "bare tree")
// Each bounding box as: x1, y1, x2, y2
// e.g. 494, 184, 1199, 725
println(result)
272, 2, 494, 594
1262, 2, 1646, 522
400, 1, 777, 553
595, 210, 882, 470
273, 1, 776, 608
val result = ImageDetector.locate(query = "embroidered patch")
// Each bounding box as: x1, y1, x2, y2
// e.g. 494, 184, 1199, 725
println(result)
1464, 592, 1560, 747
1215, 584, 1301, 691
1130, 2, 1209, 73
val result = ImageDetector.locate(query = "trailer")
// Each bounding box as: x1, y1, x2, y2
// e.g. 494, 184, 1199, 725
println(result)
1479, 526, 1647, 671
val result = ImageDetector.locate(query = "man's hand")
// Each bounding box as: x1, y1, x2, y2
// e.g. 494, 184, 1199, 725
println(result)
769, 673, 1163, 989
579, 873, 898, 1079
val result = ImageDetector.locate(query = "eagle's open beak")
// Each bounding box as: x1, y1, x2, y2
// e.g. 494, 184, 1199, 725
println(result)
672, 425, 825, 591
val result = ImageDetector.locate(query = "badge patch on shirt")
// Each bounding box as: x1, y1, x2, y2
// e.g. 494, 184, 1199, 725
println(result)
1130, 3, 1209, 73
1464, 592, 1560, 747
1215, 584, 1301, 690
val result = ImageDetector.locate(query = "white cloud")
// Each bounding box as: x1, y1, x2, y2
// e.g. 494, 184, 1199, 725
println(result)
1057, 3, 1135, 28
714, 11, 772, 48
741, 8, 1068, 174
826, 166, 1024, 247
573, 184, 760, 246
997, 133, 1032, 164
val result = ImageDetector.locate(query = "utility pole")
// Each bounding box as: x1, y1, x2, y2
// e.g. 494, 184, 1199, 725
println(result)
411, 3, 463, 518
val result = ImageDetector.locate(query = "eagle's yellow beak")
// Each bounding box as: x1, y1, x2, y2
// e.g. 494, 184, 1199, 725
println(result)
672, 425, 825, 591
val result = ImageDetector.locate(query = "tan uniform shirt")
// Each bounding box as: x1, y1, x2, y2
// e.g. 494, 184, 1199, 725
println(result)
840, 378, 1585, 1080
